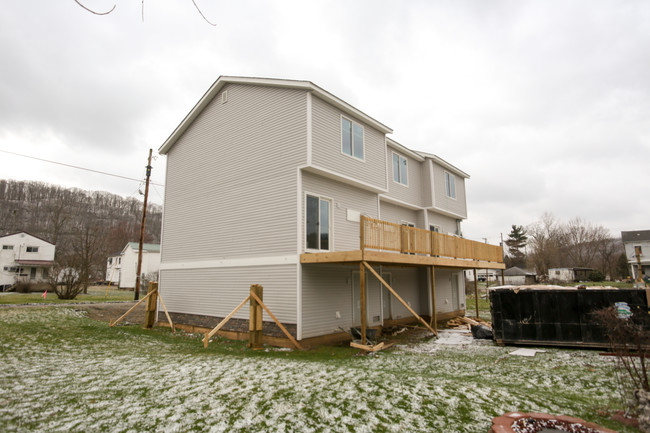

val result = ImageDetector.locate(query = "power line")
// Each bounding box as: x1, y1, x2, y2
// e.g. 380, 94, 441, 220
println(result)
0, 149, 164, 187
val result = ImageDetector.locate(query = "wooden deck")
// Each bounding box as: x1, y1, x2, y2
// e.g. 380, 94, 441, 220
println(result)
301, 216, 505, 270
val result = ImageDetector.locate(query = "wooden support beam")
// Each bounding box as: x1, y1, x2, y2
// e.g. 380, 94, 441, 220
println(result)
363, 261, 437, 336
203, 295, 250, 348
360, 261, 367, 345
474, 268, 479, 319
429, 266, 437, 329
249, 291, 303, 350
501, 268, 505, 286
157, 290, 175, 333
110, 289, 155, 327
143, 282, 158, 329
249, 284, 263, 349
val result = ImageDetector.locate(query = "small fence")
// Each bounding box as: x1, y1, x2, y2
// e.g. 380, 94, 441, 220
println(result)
361, 216, 503, 263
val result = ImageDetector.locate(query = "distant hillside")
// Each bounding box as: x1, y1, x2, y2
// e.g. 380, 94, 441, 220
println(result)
0, 179, 162, 280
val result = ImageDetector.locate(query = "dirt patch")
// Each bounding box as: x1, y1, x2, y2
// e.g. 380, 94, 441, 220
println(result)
74, 302, 146, 325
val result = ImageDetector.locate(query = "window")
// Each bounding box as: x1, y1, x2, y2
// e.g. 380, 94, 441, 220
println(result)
430, 225, 440, 233
341, 117, 364, 160
2, 245, 13, 250
392, 153, 408, 185
306, 195, 331, 250
445, 172, 456, 199
26, 246, 39, 253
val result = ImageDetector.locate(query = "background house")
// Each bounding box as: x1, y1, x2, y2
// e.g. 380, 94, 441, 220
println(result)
105, 242, 160, 289
157, 76, 504, 343
0, 232, 55, 290
548, 267, 593, 283
621, 230, 650, 285
502, 267, 536, 285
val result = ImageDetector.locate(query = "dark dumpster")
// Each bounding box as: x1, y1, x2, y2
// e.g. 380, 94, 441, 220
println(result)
490, 287, 649, 348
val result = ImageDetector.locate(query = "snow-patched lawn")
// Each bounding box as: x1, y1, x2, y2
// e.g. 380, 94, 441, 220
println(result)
0, 307, 630, 432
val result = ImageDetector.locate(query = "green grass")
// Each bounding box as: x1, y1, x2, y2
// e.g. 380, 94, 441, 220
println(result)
0, 306, 635, 433
0, 286, 135, 304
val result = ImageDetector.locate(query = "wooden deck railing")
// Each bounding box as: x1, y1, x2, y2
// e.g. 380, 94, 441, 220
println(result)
361, 216, 503, 263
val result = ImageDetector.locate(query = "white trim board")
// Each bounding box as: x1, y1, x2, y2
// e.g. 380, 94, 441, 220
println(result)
160, 255, 299, 271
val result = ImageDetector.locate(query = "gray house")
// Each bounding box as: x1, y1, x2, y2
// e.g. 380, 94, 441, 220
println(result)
157, 76, 504, 345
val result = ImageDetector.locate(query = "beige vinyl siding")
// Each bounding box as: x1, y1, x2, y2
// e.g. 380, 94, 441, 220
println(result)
159, 264, 297, 324
383, 267, 422, 319
301, 171, 379, 252
379, 201, 419, 227
385, 148, 424, 207
162, 84, 307, 262
434, 268, 465, 314
432, 161, 468, 218
301, 264, 354, 338
427, 210, 459, 235
310, 96, 386, 190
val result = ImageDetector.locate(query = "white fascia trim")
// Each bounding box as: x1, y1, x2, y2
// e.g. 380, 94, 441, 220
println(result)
300, 164, 388, 194
419, 151, 470, 179
386, 138, 425, 162
379, 194, 422, 211
427, 205, 467, 220
306, 92, 312, 165
160, 75, 392, 154
160, 255, 299, 271
428, 159, 436, 208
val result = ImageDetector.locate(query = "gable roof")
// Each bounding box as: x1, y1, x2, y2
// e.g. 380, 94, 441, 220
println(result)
504, 266, 535, 276
123, 242, 161, 254
159, 76, 393, 155
621, 230, 650, 243
416, 151, 470, 179
0, 231, 55, 245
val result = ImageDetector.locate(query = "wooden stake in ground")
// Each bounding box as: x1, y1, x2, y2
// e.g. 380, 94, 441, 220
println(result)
249, 284, 263, 349
144, 282, 158, 328
203, 295, 250, 348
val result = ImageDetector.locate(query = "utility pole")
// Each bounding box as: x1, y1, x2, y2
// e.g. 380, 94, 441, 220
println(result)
134, 149, 153, 301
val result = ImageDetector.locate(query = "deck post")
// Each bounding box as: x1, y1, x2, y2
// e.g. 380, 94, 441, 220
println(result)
430, 266, 437, 330
501, 269, 505, 286
360, 261, 367, 345
360, 215, 365, 254
249, 284, 263, 349
473, 268, 479, 318
143, 282, 158, 328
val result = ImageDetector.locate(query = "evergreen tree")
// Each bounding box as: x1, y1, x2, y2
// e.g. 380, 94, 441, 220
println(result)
505, 224, 528, 268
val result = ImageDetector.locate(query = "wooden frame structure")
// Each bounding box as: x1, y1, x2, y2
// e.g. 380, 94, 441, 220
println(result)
203, 284, 303, 350
301, 216, 505, 344
110, 282, 175, 332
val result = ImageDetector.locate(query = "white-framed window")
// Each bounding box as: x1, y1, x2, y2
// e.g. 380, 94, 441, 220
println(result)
306, 194, 331, 250
26, 246, 39, 253
341, 117, 364, 160
2, 245, 13, 250
445, 171, 456, 199
392, 153, 408, 186
430, 225, 440, 233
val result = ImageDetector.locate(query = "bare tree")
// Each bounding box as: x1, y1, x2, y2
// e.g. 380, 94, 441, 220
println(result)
560, 217, 610, 268
526, 213, 561, 278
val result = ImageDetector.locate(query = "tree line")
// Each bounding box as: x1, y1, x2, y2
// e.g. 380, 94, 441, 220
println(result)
504, 213, 628, 281
0, 179, 162, 286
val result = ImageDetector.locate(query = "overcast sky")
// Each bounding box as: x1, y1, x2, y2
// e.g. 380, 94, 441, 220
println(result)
1, 0, 648, 244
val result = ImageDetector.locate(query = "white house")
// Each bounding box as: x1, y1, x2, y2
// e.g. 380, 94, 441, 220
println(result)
157, 76, 504, 344
0, 232, 56, 290
105, 242, 161, 289
548, 267, 593, 283
621, 230, 650, 285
